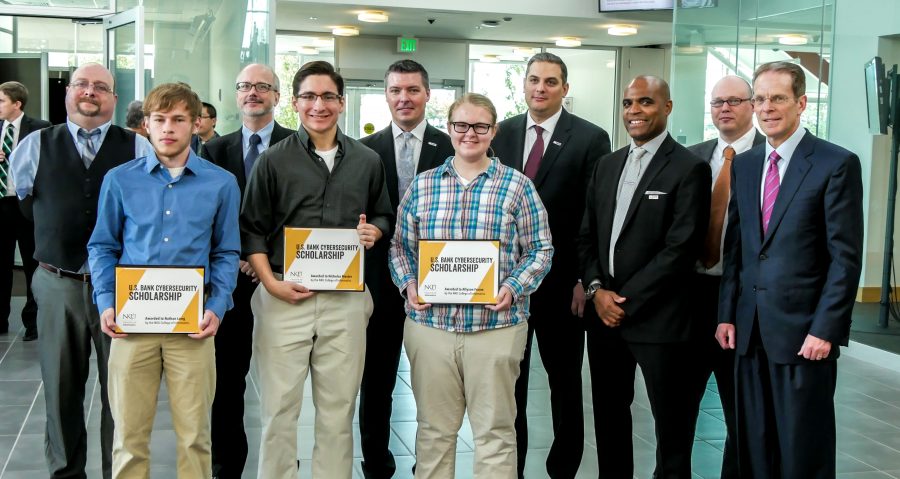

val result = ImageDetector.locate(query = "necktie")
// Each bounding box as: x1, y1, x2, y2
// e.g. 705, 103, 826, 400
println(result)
701, 146, 735, 268
77, 128, 100, 169
524, 125, 544, 179
609, 147, 647, 276
244, 133, 261, 179
397, 131, 416, 198
1, 123, 13, 196
761, 150, 781, 235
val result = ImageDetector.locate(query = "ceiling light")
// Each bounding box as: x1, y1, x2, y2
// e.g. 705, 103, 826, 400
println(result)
332, 26, 359, 37
555, 37, 582, 48
312, 38, 333, 48
778, 34, 808, 46
513, 47, 535, 57
481, 54, 500, 63
608, 25, 638, 36
358, 11, 388, 23
675, 45, 705, 54
481, 20, 500, 28
299, 46, 319, 55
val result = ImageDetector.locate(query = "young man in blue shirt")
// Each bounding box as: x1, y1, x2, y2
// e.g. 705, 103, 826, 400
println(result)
87, 82, 241, 478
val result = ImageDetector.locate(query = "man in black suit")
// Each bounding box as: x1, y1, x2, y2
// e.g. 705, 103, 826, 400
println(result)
718, 61, 863, 479
579, 75, 710, 478
358, 59, 453, 479
685, 75, 763, 479
491, 52, 611, 479
200, 63, 294, 479
0, 81, 49, 340
191, 102, 219, 155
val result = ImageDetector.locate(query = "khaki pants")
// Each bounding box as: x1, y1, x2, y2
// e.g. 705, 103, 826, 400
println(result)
107, 334, 216, 479
404, 318, 528, 479
252, 287, 372, 479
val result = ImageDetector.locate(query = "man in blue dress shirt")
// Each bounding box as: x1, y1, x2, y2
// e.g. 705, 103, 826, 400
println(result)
87, 82, 240, 478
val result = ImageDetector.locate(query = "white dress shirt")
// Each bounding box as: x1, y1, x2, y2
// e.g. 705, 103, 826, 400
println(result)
760, 126, 807, 206
1, 111, 24, 197
392, 120, 428, 171
523, 108, 563, 169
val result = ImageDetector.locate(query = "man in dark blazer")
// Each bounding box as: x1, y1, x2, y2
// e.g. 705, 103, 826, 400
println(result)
191, 102, 220, 156
0, 81, 50, 341
200, 63, 294, 479
717, 61, 863, 479
579, 75, 710, 478
491, 52, 611, 479
686, 75, 763, 479
358, 59, 453, 479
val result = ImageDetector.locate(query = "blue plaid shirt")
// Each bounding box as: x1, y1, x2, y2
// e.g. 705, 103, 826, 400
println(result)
389, 157, 553, 332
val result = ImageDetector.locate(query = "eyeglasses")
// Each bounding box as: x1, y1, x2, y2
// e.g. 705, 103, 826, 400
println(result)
236, 82, 276, 93
69, 80, 113, 94
449, 122, 492, 134
750, 95, 793, 106
199, 115, 214, 119
295, 92, 342, 103
710, 97, 751, 108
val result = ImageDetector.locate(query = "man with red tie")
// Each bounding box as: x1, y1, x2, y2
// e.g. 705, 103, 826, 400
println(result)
718, 61, 863, 479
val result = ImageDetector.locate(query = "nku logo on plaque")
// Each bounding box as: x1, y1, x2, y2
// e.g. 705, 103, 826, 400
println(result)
283, 227, 365, 291
114, 266, 204, 333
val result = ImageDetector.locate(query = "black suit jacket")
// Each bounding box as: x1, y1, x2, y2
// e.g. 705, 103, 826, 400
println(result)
492, 109, 611, 297
686, 131, 766, 164
718, 130, 863, 364
200, 122, 294, 193
579, 133, 711, 343
360, 123, 454, 304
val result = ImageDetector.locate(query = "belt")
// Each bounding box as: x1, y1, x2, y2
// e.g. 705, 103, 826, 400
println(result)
39, 263, 92, 283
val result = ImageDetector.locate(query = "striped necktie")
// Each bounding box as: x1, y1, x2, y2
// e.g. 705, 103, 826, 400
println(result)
77, 128, 100, 169
761, 150, 781, 235
1, 123, 13, 196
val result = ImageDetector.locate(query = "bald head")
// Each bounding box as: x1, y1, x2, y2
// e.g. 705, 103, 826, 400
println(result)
710, 75, 755, 143
627, 75, 671, 102
66, 62, 117, 129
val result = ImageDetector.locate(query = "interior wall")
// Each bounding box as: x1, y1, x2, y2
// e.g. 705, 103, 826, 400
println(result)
335, 36, 467, 83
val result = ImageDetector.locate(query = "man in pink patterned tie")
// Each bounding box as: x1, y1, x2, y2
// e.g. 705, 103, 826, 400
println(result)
717, 61, 864, 479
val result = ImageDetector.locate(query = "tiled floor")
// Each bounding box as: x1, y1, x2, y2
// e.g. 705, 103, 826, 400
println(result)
3, 295, 900, 478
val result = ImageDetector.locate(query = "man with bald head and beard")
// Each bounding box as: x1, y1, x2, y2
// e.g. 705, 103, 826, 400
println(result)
201, 63, 294, 479
578, 75, 710, 478
10, 62, 152, 479
686, 75, 763, 479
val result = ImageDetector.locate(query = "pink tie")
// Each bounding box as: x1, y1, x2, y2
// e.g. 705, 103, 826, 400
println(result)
761, 151, 781, 234
524, 125, 544, 179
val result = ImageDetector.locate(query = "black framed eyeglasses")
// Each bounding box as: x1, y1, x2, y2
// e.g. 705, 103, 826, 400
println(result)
449, 122, 492, 134
295, 92, 342, 103
710, 97, 752, 107
236, 82, 276, 93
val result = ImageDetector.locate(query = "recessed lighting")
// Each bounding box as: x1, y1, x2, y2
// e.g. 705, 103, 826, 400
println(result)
332, 26, 359, 37
608, 25, 638, 36
778, 34, 808, 46
299, 47, 319, 55
481, 20, 500, 28
555, 37, 582, 48
481, 54, 500, 63
358, 11, 388, 23
312, 38, 334, 48
308, 16, 318, 21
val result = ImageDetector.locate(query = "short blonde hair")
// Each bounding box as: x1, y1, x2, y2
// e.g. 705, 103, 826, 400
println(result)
448, 93, 498, 125
142, 83, 202, 119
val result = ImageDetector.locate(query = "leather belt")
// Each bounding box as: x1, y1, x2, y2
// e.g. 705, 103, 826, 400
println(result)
39, 263, 92, 283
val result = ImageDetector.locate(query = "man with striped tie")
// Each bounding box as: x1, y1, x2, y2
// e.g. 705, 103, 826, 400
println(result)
10, 62, 152, 479
717, 61, 863, 479
0, 81, 49, 341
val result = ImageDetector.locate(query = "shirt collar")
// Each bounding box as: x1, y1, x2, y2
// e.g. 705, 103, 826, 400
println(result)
2, 111, 24, 132
440, 156, 498, 179
630, 129, 668, 157
297, 124, 347, 154
526, 107, 563, 135
242, 120, 276, 148
392, 119, 428, 142
765, 127, 807, 162
66, 118, 112, 145
141, 148, 203, 176
717, 127, 759, 155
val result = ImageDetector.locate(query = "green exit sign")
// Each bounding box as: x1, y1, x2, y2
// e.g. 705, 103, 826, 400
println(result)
397, 37, 418, 53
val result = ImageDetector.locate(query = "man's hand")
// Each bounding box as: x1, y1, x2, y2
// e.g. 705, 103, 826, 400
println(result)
405, 284, 432, 312
357, 214, 382, 249
239, 260, 258, 283
265, 279, 315, 304
99, 307, 128, 339
571, 283, 586, 318
189, 310, 220, 339
797, 334, 832, 360
0, 151, 6, 163
591, 289, 626, 328
716, 323, 736, 349
485, 286, 514, 312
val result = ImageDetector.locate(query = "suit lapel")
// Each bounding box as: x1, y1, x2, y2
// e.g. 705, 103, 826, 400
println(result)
532, 110, 571, 188
598, 147, 630, 276
619, 137, 674, 234
761, 133, 814, 247
226, 129, 245, 187
419, 125, 442, 173
505, 115, 527, 171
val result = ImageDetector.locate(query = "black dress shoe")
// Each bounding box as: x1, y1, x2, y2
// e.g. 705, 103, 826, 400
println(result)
23, 328, 38, 341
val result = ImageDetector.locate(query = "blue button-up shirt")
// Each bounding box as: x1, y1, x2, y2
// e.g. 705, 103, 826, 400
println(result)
88, 150, 241, 320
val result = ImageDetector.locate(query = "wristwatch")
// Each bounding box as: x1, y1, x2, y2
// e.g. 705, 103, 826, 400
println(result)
584, 279, 603, 299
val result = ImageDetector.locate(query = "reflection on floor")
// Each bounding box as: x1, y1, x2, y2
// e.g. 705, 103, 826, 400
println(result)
2, 296, 900, 478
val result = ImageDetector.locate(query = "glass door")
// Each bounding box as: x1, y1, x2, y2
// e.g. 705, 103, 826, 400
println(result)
104, 6, 144, 127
